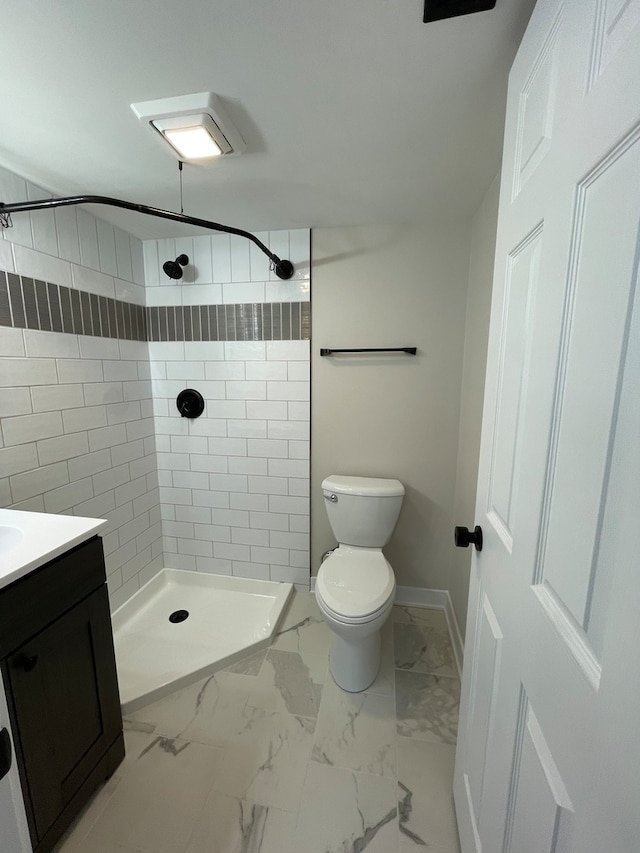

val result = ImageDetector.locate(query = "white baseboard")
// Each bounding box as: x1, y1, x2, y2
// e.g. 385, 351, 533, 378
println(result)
309, 577, 464, 673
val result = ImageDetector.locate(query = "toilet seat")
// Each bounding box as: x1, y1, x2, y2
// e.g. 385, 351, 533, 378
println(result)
316, 547, 395, 620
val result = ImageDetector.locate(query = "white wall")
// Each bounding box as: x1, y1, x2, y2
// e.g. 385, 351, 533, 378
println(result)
311, 222, 471, 590
450, 175, 500, 636
0, 166, 162, 610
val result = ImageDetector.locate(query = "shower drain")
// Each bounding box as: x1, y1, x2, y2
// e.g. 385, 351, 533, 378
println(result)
168, 609, 189, 623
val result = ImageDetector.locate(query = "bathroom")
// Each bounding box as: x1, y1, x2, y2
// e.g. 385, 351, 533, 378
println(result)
4, 1, 639, 852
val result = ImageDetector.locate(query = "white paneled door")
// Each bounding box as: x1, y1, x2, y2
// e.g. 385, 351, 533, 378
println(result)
454, 1, 640, 851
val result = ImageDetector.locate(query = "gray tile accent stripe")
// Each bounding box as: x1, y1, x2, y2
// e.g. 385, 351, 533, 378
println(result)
0, 270, 310, 342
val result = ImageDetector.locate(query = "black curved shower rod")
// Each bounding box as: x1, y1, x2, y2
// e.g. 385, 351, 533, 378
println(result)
0, 194, 295, 280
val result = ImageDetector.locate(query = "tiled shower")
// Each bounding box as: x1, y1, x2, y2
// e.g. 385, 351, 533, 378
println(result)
0, 165, 311, 610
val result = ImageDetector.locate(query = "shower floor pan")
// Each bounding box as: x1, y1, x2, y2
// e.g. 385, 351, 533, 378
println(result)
111, 569, 293, 714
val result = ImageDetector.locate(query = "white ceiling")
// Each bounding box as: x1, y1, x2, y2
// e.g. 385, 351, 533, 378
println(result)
0, 0, 535, 239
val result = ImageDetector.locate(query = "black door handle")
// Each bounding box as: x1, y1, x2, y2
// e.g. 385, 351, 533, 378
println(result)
14, 653, 38, 672
0, 728, 12, 780
454, 525, 483, 552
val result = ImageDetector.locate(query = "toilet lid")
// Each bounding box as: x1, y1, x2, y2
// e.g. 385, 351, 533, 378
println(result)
316, 549, 395, 619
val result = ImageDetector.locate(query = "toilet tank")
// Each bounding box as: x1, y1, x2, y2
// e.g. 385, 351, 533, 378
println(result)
322, 475, 405, 548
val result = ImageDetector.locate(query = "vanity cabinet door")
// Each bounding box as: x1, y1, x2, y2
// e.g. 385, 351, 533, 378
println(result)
5, 585, 122, 842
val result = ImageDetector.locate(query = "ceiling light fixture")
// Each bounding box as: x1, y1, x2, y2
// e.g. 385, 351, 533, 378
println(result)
131, 92, 246, 161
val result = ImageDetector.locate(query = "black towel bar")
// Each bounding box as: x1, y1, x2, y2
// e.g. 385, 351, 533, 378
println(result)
320, 347, 417, 356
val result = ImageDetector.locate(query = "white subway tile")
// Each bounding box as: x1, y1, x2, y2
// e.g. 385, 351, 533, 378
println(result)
44, 477, 93, 513
230, 492, 269, 512
222, 281, 265, 304
0, 357, 56, 387
173, 470, 209, 490
126, 418, 155, 442
13, 244, 72, 287
265, 278, 310, 303
178, 538, 212, 558
55, 207, 80, 263
28, 184, 58, 257
180, 283, 222, 306
267, 420, 308, 440
247, 439, 288, 458
119, 514, 151, 546
267, 381, 309, 402
30, 384, 82, 414
214, 542, 250, 562
289, 551, 311, 569
193, 524, 231, 543
78, 335, 119, 360
106, 401, 141, 425
170, 435, 208, 454
0, 328, 25, 358
289, 440, 310, 459
246, 400, 287, 420
0, 239, 14, 272
97, 219, 118, 275
185, 341, 225, 361
288, 477, 309, 497
189, 454, 228, 473
83, 382, 123, 406
207, 437, 247, 456
71, 264, 115, 299
290, 515, 310, 533
192, 236, 213, 284
268, 459, 308, 478
165, 552, 197, 571
38, 432, 89, 465
192, 489, 229, 509
251, 546, 288, 566
226, 380, 266, 400
228, 456, 268, 476
233, 561, 270, 581
288, 401, 310, 421
211, 508, 249, 528
23, 330, 79, 359
63, 405, 107, 434
163, 520, 194, 539
224, 341, 265, 361
103, 360, 138, 381
93, 463, 131, 495
148, 341, 185, 360
269, 495, 309, 515
159, 486, 193, 505
110, 439, 144, 466
196, 556, 232, 575
143, 240, 160, 287
166, 360, 205, 380
57, 358, 103, 384
287, 361, 310, 381
134, 488, 160, 517
247, 475, 288, 495
75, 490, 116, 518
115, 475, 147, 505
270, 531, 310, 551
211, 235, 231, 282
268, 231, 290, 282
131, 237, 145, 286
266, 340, 310, 361
137, 361, 152, 380
0, 171, 31, 247
0, 387, 31, 416
68, 449, 112, 481
289, 229, 311, 281
88, 423, 127, 451
131, 454, 156, 478
115, 228, 133, 281
198, 400, 243, 419
209, 473, 248, 493
157, 451, 190, 471
3, 411, 63, 446
204, 361, 245, 380
76, 210, 100, 270
10, 461, 69, 502
227, 420, 267, 439
175, 505, 211, 524
249, 511, 289, 532
0, 443, 39, 476
10, 496, 45, 512
249, 231, 271, 282
145, 285, 181, 306
245, 361, 287, 381
119, 340, 148, 361
231, 527, 269, 547
152, 379, 191, 398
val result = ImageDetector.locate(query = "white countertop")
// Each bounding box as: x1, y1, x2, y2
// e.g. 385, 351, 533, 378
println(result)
0, 508, 107, 592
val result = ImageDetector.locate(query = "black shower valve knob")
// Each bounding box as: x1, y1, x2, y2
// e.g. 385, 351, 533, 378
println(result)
176, 389, 205, 419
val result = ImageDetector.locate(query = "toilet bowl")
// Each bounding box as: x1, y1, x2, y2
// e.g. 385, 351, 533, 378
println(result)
316, 475, 404, 692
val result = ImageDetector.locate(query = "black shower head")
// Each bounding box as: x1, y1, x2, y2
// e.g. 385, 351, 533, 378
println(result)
163, 253, 189, 280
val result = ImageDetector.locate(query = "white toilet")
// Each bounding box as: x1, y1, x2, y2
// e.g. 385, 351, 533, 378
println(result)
316, 474, 405, 692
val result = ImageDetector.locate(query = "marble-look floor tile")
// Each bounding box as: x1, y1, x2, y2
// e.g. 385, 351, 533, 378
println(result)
123, 670, 252, 747
396, 671, 460, 745
54, 775, 122, 853
82, 731, 224, 853
271, 592, 330, 684
364, 617, 395, 697
393, 605, 448, 629
394, 621, 456, 676
312, 677, 396, 777
213, 706, 315, 811
222, 647, 267, 676
397, 736, 461, 852
185, 793, 296, 853
294, 762, 398, 853
247, 648, 323, 717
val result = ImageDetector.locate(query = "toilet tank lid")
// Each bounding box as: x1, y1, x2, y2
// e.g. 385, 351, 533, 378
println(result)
322, 475, 405, 497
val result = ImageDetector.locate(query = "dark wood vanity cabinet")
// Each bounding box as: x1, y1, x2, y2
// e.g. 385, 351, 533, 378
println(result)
0, 537, 124, 853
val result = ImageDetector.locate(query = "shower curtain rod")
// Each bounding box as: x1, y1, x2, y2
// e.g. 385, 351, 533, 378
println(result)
0, 194, 295, 280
